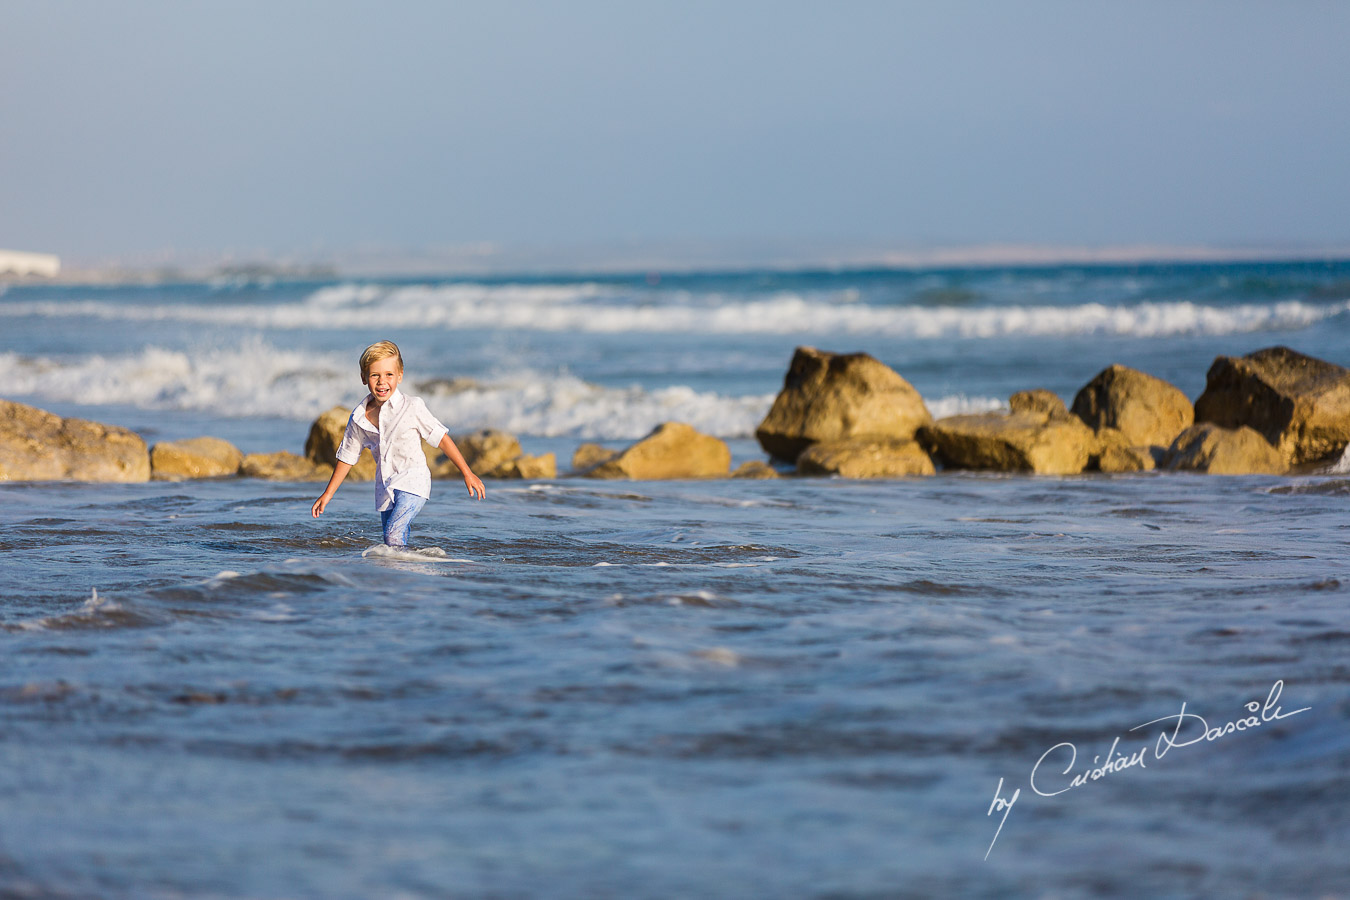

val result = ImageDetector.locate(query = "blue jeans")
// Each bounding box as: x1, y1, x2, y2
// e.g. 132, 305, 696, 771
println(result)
380, 490, 428, 547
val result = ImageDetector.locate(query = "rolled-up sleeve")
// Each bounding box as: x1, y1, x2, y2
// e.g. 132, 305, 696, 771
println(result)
412, 399, 449, 447
335, 415, 365, 466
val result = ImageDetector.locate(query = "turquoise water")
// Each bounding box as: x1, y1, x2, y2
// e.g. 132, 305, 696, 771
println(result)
2, 262, 1349, 897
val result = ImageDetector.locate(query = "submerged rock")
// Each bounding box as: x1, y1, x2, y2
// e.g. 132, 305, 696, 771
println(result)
240, 451, 330, 481
1071, 364, 1193, 449
1194, 346, 1350, 466
150, 437, 243, 481
755, 346, 931, 463
305, 406, 375, 481
1162, 423, 1286, 475
586, 422, 731, 479
920, 411, 1094, 475
0, 399, 150, 482
796, 438, 935, 478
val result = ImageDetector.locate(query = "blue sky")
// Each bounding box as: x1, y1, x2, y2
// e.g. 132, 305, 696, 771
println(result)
3, 1, 1349, 266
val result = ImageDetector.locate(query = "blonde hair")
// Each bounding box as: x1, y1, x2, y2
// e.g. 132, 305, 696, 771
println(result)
359, 340, 404, 383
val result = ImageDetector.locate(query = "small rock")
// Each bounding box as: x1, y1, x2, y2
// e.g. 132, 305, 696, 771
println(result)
1162, 423, 1286, 475
1098, 444, 1158, 473
498, 453, 557, 480
571, 442, 620, 473
920, 412, 1094, 475
586, 422, 731, 480
151, 436, 244, 480
1009, 389, 1069, 420
440, 429, 523, 478
796, 438, 935, 478
240, 451, 331, 481
731, 460, 781, 479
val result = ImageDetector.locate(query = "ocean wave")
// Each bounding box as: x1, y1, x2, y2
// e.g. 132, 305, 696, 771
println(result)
1, 343, 1000, 440
3, 282, 1347, 338
0, 343, 770, 439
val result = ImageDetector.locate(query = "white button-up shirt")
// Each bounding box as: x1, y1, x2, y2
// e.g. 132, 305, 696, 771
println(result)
335, 389, 449, 511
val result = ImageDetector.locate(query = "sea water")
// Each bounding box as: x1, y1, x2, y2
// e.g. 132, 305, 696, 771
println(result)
1, 263, 1348, 897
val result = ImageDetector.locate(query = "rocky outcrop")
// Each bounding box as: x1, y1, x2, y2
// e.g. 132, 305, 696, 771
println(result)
1162, 423, 1286, 475
1071, 364, 1193, 449
1194, 347, 1350, 466
240, 451, 330, 481
731, 460, 780, 479
150, 437, 243, 481
796, 438, 935, 478
571, 442, 620, 473
305, 406, 375, 480
0, 399, 149, 482
1009, 389, 1069, 420
586, 422, 731, 480
920, 412, 1095, 475
755, 347, 931, 463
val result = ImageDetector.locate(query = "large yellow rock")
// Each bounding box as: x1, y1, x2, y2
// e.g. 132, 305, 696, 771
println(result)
796, 438, 935, 478
304, 405, 375, 480
1071, 364, 1193, 448
240, 451, 331, 482
919, 412, 1094, 475
1194, 346, 1350, 466
755, 347, 931, 462
586, 422, 731, 479
150, 437, 243, 480
0, 399, 149, 482
1162, 423, 1286, 475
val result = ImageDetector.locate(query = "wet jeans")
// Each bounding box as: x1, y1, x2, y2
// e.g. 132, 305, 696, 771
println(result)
380, 489, 428, 547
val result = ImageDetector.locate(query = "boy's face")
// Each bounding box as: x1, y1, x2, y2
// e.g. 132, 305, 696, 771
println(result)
364, 356, 403, 402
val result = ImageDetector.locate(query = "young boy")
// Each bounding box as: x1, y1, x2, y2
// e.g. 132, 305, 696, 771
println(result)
311, 340, 485, 546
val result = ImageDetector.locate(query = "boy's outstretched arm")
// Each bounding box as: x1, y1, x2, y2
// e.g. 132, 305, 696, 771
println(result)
437, 434, 486, 499
312, 461, 355, 517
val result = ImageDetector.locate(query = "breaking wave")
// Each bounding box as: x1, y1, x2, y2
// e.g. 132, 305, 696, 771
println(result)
0, 343, 999, 440
4, 281, 1348, 338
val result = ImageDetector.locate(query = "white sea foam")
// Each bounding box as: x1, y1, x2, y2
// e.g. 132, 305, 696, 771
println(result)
417, 372, 776, 439
926, 394, 1005, 418
1326, 444, 1350, 475
4, 282, 1347, 338
0, 339, 350, 421
0, 340, 1003, 439
0, 342, 778, 439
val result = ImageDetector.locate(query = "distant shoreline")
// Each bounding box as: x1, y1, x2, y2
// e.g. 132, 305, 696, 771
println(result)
8, 242, 1350, 287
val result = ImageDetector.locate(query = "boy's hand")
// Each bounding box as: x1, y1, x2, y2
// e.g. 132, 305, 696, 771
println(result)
311, 496, 329, 517
464, 472, 486, 500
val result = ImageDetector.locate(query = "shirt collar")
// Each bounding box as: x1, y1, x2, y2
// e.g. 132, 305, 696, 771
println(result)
357, 387, 406, 429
